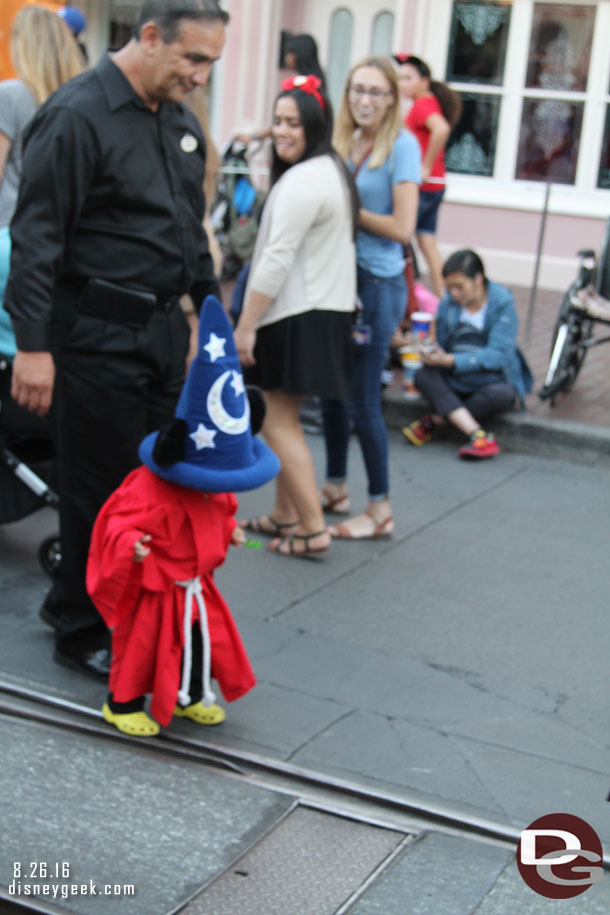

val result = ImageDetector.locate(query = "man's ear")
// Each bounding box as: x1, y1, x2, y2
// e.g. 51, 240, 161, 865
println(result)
138, 20, 163, 54
152, 418, 188, 467
247, 386, 266, 434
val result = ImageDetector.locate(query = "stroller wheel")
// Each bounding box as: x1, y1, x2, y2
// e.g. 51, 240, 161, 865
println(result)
38, 534, 62, 577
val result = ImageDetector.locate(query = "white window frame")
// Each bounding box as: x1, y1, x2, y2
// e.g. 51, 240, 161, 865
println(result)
421, 0, 610, 218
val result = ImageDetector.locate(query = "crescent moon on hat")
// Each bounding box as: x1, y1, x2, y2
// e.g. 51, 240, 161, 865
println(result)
207, 371, 250, 435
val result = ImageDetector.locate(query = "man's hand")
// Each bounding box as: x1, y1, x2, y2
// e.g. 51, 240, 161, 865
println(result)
11, 350, 55, 416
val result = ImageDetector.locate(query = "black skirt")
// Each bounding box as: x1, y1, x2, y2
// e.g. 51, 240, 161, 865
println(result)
246, 310, 353, 399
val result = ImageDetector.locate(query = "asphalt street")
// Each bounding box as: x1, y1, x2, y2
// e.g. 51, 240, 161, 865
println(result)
1, 427, 609, 912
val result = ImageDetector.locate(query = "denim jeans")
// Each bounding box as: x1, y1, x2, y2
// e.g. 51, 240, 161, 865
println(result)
322, 266, 406, 499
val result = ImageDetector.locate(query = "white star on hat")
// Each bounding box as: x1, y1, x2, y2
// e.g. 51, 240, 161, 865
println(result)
189, 423, 217, 450
204, 332, 226, 362
230, 371, 245, 396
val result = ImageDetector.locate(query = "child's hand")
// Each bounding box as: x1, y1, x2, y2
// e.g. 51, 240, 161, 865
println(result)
134, 534, 152, 562
231, 526, 246, 547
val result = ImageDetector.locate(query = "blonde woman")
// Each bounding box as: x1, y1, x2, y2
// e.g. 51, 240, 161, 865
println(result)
0, 5, 83, 358
321, 57, 420, 540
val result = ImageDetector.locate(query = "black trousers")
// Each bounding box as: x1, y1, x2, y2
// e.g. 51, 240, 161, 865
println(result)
49, 298, 189, 655
414, 366, 516, 423
108, 622, 204, 713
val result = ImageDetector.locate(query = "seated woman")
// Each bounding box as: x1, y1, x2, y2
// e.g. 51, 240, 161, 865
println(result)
402, 249, 532, 459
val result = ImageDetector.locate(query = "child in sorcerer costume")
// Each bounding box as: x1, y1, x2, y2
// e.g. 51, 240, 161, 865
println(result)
86, 296, 280, 737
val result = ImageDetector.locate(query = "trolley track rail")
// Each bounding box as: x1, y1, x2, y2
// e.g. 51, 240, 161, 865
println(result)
3, 678, 608, 863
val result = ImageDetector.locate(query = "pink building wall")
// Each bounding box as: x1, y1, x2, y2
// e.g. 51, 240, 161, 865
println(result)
213, 0, 608, 291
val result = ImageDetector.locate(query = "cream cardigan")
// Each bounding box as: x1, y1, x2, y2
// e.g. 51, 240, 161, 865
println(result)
246, 154, 356, 329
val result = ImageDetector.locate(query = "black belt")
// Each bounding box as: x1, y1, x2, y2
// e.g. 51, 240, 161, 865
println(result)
154, 296, 181, 312
77, 278, 180, 326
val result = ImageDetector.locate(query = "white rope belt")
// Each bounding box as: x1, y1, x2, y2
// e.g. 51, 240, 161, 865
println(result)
175, 576, 216, 708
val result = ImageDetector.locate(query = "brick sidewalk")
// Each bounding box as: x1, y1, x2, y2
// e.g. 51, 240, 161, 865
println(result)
512, 284, 609, 429
220, 278, 610, 430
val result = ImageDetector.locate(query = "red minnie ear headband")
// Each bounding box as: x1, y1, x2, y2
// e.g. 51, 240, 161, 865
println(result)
281, 74, 326, 112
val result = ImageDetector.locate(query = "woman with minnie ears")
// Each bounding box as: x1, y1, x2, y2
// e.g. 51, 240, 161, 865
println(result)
235, 34, 325, 146
394, 53, 462, 298
234, 75, 358, 559
320, 57, 420, 541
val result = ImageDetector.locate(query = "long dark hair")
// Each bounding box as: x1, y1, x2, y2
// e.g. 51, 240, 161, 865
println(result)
443, 249, 488, 287
285, 34, 326, 87
403, 55, 462, 127
270, 86, 359, 239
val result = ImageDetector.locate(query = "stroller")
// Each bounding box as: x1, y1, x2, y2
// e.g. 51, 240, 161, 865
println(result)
0, 357, 61, 576
210, 138, 268, 282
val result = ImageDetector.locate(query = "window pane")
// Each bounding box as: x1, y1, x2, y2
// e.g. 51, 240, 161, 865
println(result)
526, 4, 595, 92
515, 98, 583, 183
445, 93, 501, 176
598, 106, 610, 190
327, 9, 353, 114
445, 1, 512, 86
370, 12, 394, 55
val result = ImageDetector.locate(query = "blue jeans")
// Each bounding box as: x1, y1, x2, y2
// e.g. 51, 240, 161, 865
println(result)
322, 266, 406, 499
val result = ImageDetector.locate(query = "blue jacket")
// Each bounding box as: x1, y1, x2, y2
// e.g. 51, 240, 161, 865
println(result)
436, 280, 533, 404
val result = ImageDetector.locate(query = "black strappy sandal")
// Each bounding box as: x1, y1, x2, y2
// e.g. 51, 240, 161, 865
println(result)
240, 516, 299, 537
268, 530, 330, 561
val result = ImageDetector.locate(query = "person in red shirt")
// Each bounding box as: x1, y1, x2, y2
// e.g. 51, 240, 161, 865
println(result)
87, 296, 280, 737
394, 54, 461, 297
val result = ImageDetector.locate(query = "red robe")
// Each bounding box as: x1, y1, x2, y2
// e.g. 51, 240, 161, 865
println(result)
86, 466, 256, 726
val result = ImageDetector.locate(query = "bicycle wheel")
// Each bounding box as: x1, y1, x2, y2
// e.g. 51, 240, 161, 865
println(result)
539, 311, 592, 402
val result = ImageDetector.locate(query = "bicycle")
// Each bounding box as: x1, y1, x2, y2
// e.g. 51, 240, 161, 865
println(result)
539, 217, 610, 404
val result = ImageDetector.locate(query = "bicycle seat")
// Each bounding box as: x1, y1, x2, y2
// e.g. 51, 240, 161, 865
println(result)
577, 249, 596, 258
571, 285, 610, 323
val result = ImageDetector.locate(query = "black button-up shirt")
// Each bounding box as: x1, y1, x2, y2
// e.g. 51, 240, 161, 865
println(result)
6, 53, 219, 351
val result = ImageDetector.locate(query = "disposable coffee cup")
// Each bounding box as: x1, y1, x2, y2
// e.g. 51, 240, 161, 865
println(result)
411, 311, 433, 340
398, 347, 422, 370
399, 347, 422, 400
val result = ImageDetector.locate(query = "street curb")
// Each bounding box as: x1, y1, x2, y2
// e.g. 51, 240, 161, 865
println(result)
382, 389, 610, 468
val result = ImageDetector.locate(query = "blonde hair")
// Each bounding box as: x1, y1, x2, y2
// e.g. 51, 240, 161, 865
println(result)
333, 56, 403, 169
11, 5, 84, 106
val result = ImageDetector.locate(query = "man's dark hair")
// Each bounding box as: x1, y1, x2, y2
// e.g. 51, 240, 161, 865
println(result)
135, 0, 229, 43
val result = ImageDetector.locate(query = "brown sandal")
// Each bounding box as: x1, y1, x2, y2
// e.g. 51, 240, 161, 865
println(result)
320, 487, 351, 515
331, 510, 394, 540
268, 530, 330, 561
240, 515, 298, 537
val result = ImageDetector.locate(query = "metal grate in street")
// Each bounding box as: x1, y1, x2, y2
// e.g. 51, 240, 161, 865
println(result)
182, 805, 408, 915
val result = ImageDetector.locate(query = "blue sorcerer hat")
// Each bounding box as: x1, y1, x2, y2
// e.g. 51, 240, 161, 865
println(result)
139, 296, 280, 492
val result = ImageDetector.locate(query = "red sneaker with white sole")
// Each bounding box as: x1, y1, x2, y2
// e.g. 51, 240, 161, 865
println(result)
458, 430, 500, 459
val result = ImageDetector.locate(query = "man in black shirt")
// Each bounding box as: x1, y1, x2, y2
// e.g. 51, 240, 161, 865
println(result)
5, 0, 228, 679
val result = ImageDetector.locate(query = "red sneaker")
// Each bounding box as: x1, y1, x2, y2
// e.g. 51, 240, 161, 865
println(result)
458, 430, 500, 459
402, 415, 434, 447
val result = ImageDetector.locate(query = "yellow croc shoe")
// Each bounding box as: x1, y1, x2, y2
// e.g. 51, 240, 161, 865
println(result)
173, 701, 226, 725
102, 702, 160, 737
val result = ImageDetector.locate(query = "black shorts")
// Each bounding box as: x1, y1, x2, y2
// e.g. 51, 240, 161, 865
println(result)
246, 309, 353, 399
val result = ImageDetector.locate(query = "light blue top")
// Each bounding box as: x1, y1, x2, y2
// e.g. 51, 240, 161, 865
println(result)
0, 226, 15, 358
348, 130, 421, 278
0, 79, 37, 227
